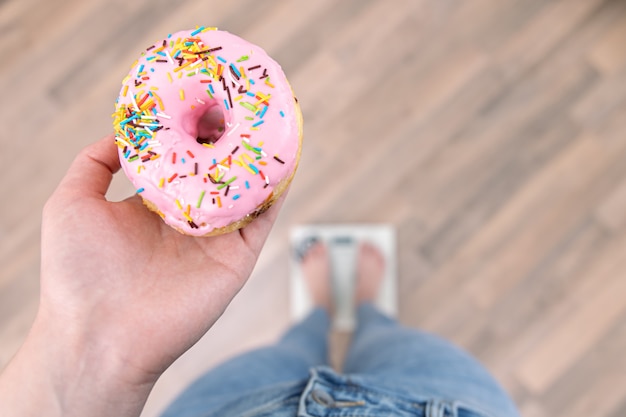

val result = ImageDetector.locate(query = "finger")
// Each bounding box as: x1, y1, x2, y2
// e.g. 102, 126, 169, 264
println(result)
58, 134, 121, 199
238, 187, 289, 255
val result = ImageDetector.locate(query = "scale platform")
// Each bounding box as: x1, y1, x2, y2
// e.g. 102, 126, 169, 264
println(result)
290, 224, 397, 331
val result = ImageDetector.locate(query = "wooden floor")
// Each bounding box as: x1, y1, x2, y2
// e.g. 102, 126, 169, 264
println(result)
2, 0, 626, 416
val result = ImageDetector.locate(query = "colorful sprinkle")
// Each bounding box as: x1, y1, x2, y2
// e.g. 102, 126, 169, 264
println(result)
197, 190, 206, 208
240, 101, 257, 112
190, 26, 204, 36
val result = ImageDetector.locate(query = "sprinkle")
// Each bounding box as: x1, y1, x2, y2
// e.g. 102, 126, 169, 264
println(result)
137, 187, 145, 193
130, 94, 140, 111
217, 176, 237, 190
245, 181, 250, 189
167, 73, 173, 83
259, 105, 268, 119
227, 122, 240, 136
187, 150, 195, 158
240, 101, 257, 112
248, 65, 261, 71
174, 58, 198, 73
217, 56, 227, 63
252, 120, 265, 128
225, 86, 233, 108
248, 163, 259, 174
274, 156, 285, 164
233, 194, 241, 200
280, 110, 285, 117
172, 152, 177, 164
175, 199, 183, 210
223, 99, 230, 110
230, 63, 241, 79
154, 94, 165, 110
242, 163, 256, 174
159, 178, 165, 188
231, 146, 239, 154
217, 196, 222, 208
168, 173, 178, 183
191, 26, 204, 36
237, 55, 249, 62
179, 89, 185, 100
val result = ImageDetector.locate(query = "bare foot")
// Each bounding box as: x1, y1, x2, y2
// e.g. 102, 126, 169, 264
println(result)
355, 242, 385, 305
300, 242, 333, 313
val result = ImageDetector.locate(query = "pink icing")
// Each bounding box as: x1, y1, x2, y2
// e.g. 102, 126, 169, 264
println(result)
113, 28, 300, 236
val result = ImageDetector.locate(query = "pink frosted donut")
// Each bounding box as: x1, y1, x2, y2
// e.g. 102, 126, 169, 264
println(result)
113, 27, 302, 236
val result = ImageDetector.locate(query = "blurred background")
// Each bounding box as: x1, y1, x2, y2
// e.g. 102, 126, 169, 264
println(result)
2, 0, 626, 416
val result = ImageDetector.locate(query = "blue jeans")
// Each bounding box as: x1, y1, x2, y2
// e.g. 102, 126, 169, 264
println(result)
161, 304, 520, 417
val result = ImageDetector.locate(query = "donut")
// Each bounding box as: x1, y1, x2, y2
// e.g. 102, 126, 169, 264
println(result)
112, 27, 302, 236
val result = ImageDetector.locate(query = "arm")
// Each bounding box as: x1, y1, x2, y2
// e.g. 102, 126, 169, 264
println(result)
0, 134, 285, 417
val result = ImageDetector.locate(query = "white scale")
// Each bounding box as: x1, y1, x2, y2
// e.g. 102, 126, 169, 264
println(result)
290, 225, 397, 331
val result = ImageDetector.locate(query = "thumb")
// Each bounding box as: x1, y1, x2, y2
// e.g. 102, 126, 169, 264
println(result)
57, 134, 121, 199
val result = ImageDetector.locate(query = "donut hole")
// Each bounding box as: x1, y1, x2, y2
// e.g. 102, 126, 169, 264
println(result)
196, 105, 225, 145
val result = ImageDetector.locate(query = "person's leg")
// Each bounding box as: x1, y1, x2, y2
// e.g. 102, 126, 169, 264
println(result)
342, 244, 520, 417
161, 244, 333, 417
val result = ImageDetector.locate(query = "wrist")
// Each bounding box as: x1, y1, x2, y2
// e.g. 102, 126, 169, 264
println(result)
0, 309, 156, 417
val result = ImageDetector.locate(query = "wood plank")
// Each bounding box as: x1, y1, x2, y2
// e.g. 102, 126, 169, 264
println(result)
588, 11, 626, 74
515, 231, 626, 393
596, 176, 626, 231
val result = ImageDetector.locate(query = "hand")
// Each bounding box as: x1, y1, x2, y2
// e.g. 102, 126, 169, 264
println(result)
0, 134, 286, 417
